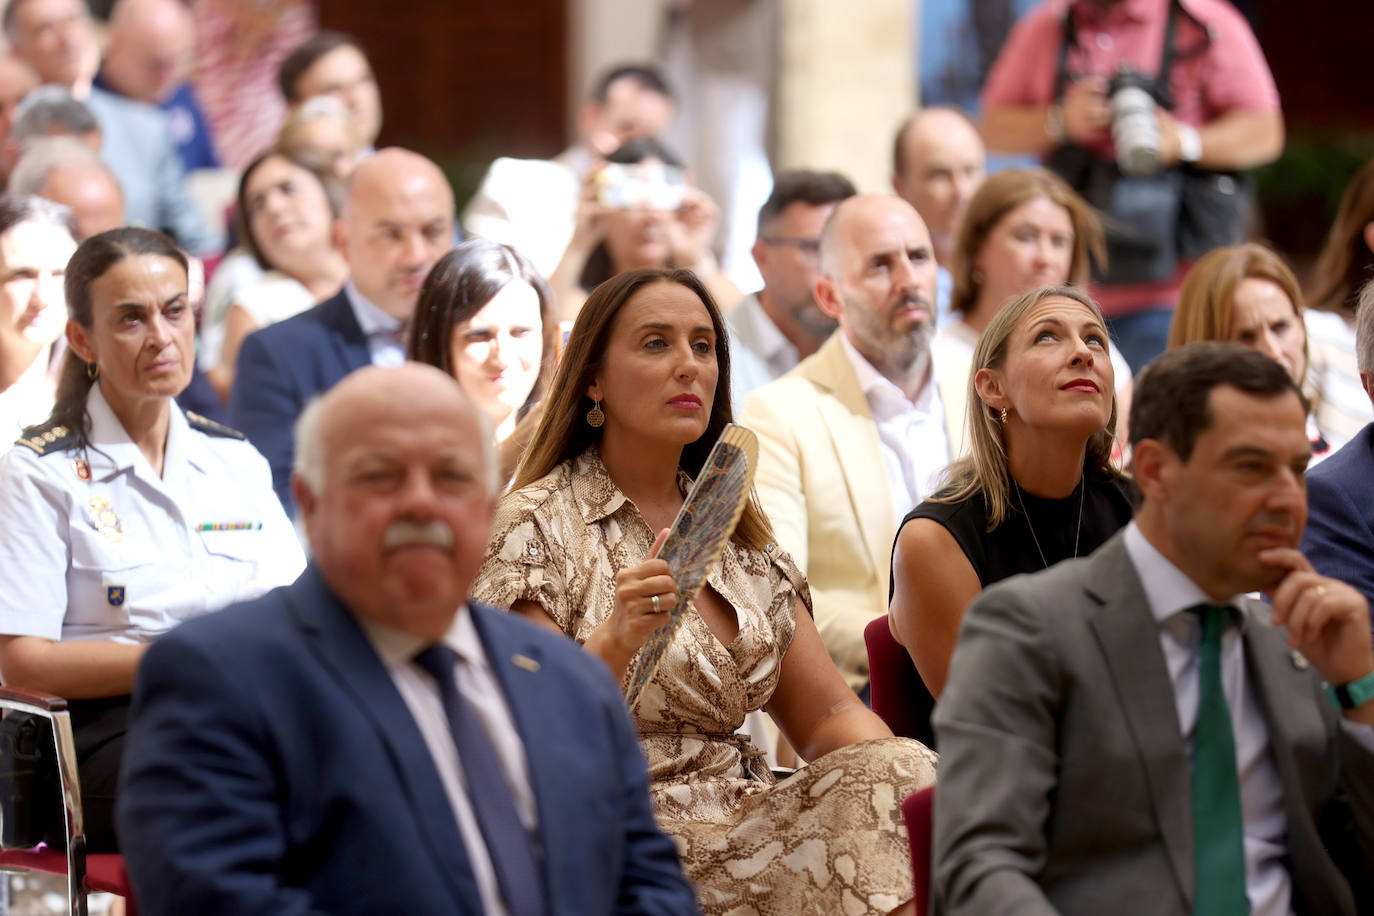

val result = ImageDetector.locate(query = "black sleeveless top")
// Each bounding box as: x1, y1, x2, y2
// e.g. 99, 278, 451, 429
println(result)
895, 469, 1137, 591
883, 468, 1136, 747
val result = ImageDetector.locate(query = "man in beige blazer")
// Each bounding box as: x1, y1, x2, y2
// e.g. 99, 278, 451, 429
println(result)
742, 194, 964, 694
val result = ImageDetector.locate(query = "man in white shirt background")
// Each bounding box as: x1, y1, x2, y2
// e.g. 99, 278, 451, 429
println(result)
725, 168, 854, 409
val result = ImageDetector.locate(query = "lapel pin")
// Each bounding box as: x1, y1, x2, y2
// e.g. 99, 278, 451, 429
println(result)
1291, 650, 1310, 671
511, 654, 540, 673
107, 586, 126, 608
73, 458, 90, 480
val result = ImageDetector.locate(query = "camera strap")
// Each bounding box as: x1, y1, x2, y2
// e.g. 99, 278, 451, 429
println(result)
1052, 0, 1210, 110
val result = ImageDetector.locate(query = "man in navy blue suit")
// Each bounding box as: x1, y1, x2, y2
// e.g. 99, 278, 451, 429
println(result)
1303, 285, 1374, 624
116, 364, 699, 915
230, 147, 456, 515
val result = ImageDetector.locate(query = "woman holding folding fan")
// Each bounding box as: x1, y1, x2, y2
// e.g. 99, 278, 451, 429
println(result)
473, 266, 935, 916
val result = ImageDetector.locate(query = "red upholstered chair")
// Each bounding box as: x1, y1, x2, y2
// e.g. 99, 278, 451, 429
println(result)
903, 785, 935, 916
0, 687, 138, 915
864, 614, 935, 744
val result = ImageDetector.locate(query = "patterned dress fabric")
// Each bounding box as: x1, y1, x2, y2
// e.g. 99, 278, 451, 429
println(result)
473, 448, 938, 914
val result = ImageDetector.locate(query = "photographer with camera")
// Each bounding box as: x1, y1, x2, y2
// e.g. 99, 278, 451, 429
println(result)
980, 0, 1284, 372
547, 137, 740, 321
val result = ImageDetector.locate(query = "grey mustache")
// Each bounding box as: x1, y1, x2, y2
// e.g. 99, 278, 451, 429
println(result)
382, 519, 454, 551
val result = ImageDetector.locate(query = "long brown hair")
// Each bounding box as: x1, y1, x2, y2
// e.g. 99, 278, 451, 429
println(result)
934, 285, 1120, 529
512, 266, 773, 550
407, 240, 555, 422
44, 228, 188, 453
950, 167, 1105, 317
1170, 243, 1308, 379
1309, 157, 1374, 314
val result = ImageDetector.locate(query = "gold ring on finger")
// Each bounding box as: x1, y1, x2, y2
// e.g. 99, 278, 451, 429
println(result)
651, 594, 662, 614
1315, 585, 1328, 597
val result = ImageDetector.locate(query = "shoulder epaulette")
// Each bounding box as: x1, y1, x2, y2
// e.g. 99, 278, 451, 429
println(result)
185, 412, 246, 440
14, 422, 75, 456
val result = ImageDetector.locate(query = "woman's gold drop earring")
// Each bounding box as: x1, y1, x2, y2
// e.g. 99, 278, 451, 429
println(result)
586, 400, 605, 428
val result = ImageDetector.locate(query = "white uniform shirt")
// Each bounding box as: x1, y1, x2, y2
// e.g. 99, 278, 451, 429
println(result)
838, 333, 951, 523
360, 609, 539, 916
0, 384, 304, 643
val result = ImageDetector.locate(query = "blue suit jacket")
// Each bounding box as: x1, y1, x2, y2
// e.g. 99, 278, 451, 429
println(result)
1302, 423, 1374, 621
116, 566, 699, 916
228, 290, 371, 516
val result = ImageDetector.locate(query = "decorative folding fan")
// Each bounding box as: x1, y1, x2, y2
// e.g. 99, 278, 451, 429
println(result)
625, 424, 759, 710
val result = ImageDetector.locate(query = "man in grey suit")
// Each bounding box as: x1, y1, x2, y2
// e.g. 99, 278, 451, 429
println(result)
934, 342, 1374, 916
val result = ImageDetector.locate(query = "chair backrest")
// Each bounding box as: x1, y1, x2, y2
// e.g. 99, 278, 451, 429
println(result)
864, 615, 936, 746
903, 785, 935, 916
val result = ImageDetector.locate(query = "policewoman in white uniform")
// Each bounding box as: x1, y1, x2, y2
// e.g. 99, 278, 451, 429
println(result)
0, 228, 304, 852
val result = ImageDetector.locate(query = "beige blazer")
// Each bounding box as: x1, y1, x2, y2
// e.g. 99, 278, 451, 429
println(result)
740, 333, 965, 691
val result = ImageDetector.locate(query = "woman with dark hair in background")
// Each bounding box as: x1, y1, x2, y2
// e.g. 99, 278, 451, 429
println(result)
892, 286, 1133, 707
548, 137, 740, 319
1305, 157, 1374, 444
0, 195, 78, 450
203, 149, 347, 399
474, 266, 935, 915
407, 239, 556, 483
0, 228, 303, 851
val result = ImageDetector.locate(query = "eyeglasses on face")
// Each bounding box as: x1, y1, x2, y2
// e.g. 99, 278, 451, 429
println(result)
759, 236, 821, 256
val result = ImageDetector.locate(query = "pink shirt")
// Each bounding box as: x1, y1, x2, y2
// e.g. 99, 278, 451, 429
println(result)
982, 0, 1281, 315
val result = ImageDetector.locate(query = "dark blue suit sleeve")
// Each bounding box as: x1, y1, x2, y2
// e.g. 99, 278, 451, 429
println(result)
116, 634, 329, 916
1301, 470, 1374, 628
229, 329, 300, 517
597, 675, 701, 915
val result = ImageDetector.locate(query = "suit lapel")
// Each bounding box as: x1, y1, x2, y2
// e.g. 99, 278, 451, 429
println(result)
287, 567, 482, 911
1082, 535, 1194, 905
319, 290, 372, 375
801, 336, 895, 585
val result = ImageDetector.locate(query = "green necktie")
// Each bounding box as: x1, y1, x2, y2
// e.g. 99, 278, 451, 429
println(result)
1188, 603, 1249, 916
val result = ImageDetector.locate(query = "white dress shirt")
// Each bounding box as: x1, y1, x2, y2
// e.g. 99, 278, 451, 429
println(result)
838, 333, 951, 522
725, 292, 801, 412
1123, 522, 1374, 916
359, 608, 538, 916
344, 281, 406, 367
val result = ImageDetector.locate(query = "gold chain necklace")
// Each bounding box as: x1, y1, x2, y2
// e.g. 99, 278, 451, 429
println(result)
1012, 476, 1085, 570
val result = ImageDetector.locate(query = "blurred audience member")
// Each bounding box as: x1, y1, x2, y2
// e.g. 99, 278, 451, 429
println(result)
0, 228, 302, 852
1171, 243, 1341, 460
0, 195, 77, 448
743, 194, 962, 695
980, 0, 1284, 371
1302, 281, 1374, 619
1307, 157, 1374, 444
935, 167, 1131, 450
408, 240, 554, 484
277, 94, 360, 180
549, 137, 737, 320
0, 55, 39, 187
891, 287, 1130, 730
9, 85, 102, 152
463, 63, 676, 277
95, 0, 218, 172
189, 0, 317, 169
473, 267, 937, 914
725, 168, 854, 408
278, 31, 381, 155
4, 0, 220, 252
891, 107, 987, 319
230, 147, 454, 515
9, 135, 125, 240
203, 149, 345, 399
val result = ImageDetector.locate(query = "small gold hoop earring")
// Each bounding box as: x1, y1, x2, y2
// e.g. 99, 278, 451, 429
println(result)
586, 400, 605, 428
87, 362, 100, 381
